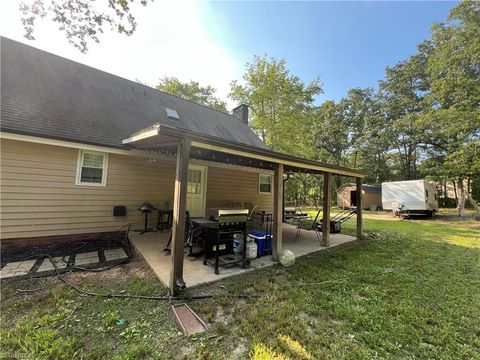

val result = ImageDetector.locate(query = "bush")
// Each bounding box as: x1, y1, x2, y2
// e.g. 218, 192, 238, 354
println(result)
438, 197, 457, 208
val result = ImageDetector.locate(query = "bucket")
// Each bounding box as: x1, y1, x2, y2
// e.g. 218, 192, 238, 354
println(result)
246, 241, 257, 259
369, 204, 378, 211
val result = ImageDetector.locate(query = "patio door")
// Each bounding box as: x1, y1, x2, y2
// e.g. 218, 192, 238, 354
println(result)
186, 165, 207, 218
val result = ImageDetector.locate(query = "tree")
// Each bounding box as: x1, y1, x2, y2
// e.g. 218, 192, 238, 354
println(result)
306, 100, 352, 190
19, 0, 150, 52
419, 1, 480, 215
342, 88, 394, 183
308, 101, 350, 164
229, 55, 322, 155
378, 50, 430, 180
156, 77, 227, 112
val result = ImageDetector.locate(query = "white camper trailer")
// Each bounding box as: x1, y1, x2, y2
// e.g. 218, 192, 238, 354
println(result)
382, 180, 439, 217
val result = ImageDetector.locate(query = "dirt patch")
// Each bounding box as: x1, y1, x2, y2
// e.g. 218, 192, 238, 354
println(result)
65, 256, 153, 285
296, 311, 317, 334
213, 306, 233, 325
363, 212, 400, 221
364, 210, 479, 227
230, 338, 249, 359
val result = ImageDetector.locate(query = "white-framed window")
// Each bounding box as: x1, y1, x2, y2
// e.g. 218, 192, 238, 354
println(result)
258, 173, 272, 194
75, 150, 108, 186
187, 168, 202, 194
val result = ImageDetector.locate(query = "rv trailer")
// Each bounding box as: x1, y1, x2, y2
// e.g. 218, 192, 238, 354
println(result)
382, 180, 439, 217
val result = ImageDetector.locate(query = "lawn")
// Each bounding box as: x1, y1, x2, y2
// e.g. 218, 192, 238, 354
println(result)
1, 211, 479, 359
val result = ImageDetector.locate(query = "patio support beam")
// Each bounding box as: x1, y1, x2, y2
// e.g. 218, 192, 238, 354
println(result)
273, 163, 284, 260
322, 173, 332, 247
356, 177, 363, 240
170, 137, 191, 295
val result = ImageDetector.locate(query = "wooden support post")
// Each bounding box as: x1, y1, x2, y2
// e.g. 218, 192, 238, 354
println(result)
356, 177, 363, 240
322, 173, 332, 247
273, 163, 284, 261
170, 137, 191, 295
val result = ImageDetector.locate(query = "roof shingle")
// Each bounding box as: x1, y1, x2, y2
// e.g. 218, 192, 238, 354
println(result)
0, 37, 268, 150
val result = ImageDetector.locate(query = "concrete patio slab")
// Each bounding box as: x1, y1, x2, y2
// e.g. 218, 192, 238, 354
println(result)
130, 223, 356, 289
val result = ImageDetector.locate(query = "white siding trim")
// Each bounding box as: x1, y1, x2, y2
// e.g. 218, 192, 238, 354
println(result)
0, 132, 169, 160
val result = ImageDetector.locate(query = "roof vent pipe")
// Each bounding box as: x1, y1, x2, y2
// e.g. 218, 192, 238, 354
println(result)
232, 104, 249, 126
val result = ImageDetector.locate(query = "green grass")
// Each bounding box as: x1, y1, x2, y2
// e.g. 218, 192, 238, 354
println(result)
1, 213, 479, 359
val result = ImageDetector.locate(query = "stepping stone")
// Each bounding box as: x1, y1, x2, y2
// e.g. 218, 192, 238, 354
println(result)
0, 260, 37, 279
37, 257, 68, 272
74, 251, 99, 266
104, 248, 128, 262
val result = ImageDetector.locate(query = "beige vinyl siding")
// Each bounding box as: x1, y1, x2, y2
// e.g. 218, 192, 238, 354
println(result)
1, 139, 175, 239
206, 166, 273, 213
1, 139, 274, 240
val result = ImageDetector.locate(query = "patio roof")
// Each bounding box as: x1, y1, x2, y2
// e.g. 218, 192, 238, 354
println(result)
122, 122, 366, 295
122, 123, 367, 178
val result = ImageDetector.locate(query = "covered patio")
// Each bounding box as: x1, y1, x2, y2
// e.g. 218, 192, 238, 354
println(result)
129, 223, 356, 288
122, 123, 366, 294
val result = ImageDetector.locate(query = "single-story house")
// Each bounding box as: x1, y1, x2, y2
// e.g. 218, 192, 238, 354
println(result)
337, 183, 382, 210
0, 37, 366, 294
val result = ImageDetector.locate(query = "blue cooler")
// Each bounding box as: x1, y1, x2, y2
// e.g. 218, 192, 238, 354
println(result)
248, 231, 273, 257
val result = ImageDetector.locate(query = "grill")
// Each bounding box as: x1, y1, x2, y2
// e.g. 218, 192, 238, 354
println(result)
138, 202, 157, 234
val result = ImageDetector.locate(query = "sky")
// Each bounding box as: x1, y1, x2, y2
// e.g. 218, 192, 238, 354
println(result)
0, 1, 457, 108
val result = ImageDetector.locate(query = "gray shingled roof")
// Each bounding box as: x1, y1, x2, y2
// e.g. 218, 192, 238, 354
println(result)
0, 37, 268, 149
362, 185, 381, 193
337, 183, 381, 193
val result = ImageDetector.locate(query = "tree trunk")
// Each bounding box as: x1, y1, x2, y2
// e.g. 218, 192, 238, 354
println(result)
260, 128, 266, 142
405, 145, 411, 179
457, 179, 466, 217
412, 148, 417, 179
353, 150, 359, 168
453, 180, 458, 206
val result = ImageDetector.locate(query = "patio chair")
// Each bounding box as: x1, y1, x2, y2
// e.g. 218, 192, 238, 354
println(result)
293, 208, 324, 246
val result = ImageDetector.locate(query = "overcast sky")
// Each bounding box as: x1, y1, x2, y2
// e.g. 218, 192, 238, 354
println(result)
0, 1, 457, 108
